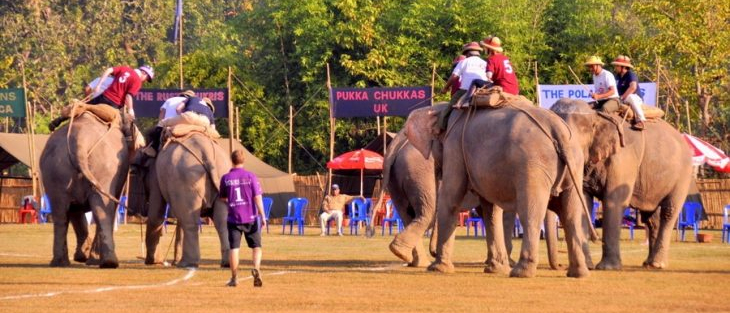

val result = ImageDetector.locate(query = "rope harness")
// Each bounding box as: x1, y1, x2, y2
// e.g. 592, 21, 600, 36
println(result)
161, 130, 220, 208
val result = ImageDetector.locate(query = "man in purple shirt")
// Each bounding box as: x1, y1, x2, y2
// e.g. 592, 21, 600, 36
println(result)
220, 150, 266, 287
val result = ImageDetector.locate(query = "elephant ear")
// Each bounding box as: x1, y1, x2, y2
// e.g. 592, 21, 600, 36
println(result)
589, 114, 622, 164
404, 105, 442, 159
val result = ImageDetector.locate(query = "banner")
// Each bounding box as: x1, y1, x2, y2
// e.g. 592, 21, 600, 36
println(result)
537, 83, 656, 109
331, 86, 431, 118
0, 88, 26, 118
132, 88, 228, 118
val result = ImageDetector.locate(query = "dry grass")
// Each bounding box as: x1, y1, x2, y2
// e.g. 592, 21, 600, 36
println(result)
1, 223, 729, 312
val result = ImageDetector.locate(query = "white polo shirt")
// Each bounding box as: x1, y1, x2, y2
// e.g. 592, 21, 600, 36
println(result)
592, 69, 619, 99
87, 77, 114, 98
452, 56, 487, 91
160, 96, 187, 120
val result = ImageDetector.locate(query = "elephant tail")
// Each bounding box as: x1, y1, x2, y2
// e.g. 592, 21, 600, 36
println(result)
68, 121, 122, 205
366, 130, 410, 238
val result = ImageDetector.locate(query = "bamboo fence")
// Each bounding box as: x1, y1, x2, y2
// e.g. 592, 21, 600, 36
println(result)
696, 179, 730, 229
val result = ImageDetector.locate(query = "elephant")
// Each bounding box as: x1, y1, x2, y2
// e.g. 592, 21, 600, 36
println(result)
41, 111, 137, 268
405, 101, 594, 278
550, 98, 692, 270
366, 129, 437, 267
139, 132, 231, 268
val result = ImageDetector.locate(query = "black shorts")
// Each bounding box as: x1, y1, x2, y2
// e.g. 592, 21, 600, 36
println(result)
88, 94, 121, 109
228, 220, 262, 249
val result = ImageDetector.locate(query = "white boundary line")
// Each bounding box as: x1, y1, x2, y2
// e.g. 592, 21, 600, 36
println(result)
0, 269, 196, 301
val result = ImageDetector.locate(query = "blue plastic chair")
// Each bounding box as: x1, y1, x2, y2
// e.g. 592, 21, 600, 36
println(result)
261, 197, 273, 234
678, 201, 701, 242
116, 195, 128, 226
622, 208, 635, 240
39, 194, 52, 223
282, 198, 308, 235
722, 205, 730, 243
381, 200, 403, 235
465, 208, 485, 237
349, 198, 371, 235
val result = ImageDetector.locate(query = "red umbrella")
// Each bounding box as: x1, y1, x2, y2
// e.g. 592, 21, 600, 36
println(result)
682, 133, 730, 172
327, 149, 384, 195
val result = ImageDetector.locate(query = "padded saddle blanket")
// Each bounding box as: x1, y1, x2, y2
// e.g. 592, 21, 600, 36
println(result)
160, 112, 220, 139
470, 86, 532, 109
61, 101, 120, 125
617, 103, 665, 120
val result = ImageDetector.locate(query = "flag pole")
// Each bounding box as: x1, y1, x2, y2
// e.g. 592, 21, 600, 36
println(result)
20, 60, 37, 198
227, 67, 234, 153
288, 105, 293, 174
534, 61, 540, 107
178, 1, 184, 89
431, 63, 436, 106
326, 63, 334, 196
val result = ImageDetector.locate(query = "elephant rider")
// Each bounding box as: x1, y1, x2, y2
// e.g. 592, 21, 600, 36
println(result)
448, 55, 466, 97
49, 65, 154, 136
182, 96, 216, 128
220, 149, 266, 287
584, 56, 620, 114
612, 55, 646, 130
84, 76, 113, 99
481, 36, 520, 95
143, 90, 195, 157
319, 184, 361, 236
438, 42, 488, 129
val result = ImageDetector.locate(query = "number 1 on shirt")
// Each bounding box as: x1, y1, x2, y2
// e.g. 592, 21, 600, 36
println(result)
234, 187, 243, 202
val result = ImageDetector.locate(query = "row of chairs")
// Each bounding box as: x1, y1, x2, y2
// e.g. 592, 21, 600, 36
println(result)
282, 197, 404, 236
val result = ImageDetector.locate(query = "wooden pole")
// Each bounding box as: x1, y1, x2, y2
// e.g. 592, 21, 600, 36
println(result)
534, 61, 540, 107
655, 56, 662, 115
326, 63, 334, 196
234, 106, 240, 141
178, 12, 184, 89
685, 100, 692, 136
227, 67, 234, 153
288, 105, 293, 174
20, 61, 37, 198
383, 116, 387, 157
431, 63, 436, 106
376, 116, 380, 135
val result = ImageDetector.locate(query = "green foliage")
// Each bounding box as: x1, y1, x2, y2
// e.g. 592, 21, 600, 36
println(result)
0, 0, 728, 175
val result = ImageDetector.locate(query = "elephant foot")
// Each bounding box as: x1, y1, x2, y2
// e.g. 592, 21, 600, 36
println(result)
567, 265, 590, 278
484, 262, 511, 275
509, 261, 537, 278
73, 250, 88, 263
220, 261, 231, 268
144, 255, 162, 265
427, 260, 455, 273
49, 257, 70, 267
408, 252, 430, 268
389, 241, 414, 264
85, 257, 101, 266
596, 258, 622, 271
549, 263, 566, 271
508, 257, 516, 267
642, 259, 666, 269
99, 258, 119, 269
176, 261, 199, 269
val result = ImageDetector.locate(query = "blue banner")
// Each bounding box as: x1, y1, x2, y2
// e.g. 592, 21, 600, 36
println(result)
132, 88, 228, 118
331, 86, 431, 118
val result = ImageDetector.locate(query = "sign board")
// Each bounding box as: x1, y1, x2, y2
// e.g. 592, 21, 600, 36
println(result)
330, 86, 431, 118
0, 88, 26, 117
537, 83, 656, 109
132, 88, 229, 118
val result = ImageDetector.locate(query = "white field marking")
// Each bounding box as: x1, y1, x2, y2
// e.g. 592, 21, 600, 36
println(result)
224, 270, 295, 284
0, 253, 40, 258
0, 268, 196, 301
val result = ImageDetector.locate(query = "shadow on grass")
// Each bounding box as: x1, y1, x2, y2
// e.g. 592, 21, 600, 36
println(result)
614, 265, 730, 275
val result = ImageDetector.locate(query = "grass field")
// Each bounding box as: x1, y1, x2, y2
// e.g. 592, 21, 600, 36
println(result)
1, 223, 729, 312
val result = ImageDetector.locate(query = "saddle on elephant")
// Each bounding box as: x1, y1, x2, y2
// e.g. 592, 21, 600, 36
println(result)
616, 103, 664, 121
159, 111, 221, 140
469, 85, 531, 109
60, 100, 121, 126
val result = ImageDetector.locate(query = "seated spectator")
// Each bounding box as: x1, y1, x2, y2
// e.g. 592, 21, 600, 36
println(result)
319, 184, 361, 236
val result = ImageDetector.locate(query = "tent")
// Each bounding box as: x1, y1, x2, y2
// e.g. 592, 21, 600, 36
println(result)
0, 133, 295, 218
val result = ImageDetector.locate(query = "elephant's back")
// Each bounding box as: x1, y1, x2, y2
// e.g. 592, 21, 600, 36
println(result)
157, 133, 230, 188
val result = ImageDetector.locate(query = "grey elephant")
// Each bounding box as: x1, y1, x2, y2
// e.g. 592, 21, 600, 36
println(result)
41, 112, 136, 268
405, 101, 594, 278
140, 132, 231, 268
366, 129, 436, 267
550, 98, 692, 270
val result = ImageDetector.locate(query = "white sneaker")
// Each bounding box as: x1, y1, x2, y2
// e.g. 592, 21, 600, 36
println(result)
337, 232, 343, 237
319, 232, 326, 236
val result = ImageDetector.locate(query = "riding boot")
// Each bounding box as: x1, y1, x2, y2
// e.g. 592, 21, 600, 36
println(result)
49, 117, 68, 132
455, 85, 477, 109
631, 119, 645, 131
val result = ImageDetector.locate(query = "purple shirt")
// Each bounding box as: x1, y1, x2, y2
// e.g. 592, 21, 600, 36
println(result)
220, 168, 263, 224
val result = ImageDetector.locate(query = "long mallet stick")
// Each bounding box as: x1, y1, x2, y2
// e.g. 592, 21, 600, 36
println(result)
567, 65, 593, 95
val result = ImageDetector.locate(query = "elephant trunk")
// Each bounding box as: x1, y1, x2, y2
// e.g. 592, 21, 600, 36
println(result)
366, 130, 410, 238
544, 210, 562, 270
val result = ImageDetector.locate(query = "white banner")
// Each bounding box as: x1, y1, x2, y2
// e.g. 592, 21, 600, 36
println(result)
537, 82, 656, 109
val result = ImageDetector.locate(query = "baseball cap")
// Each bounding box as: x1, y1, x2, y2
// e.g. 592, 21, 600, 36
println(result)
332, 184, 340, 190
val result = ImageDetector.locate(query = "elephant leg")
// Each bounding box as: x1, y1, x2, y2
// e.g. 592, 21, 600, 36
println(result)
392, 197, 435, 267
69, 208, 90, 263
556, 189, 590, 278
501, 210, 516, 267
596, 197, 625, 270
50, 204, 71, 267
543, 207, 563, 270
645, 193, 684, 269
389, 199, 415, 264
410, 239, 430, 268
213, 200, 231, 268
428, 217, 438, 258
510, 186, 550, 278
482, 203, 510, 275
176, 205, 202, 268
641, 209, 660, 266
85, 229, 102, 266
144, 199, 166, 265
89, 195, 119, 268
427, 168, 467, 273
